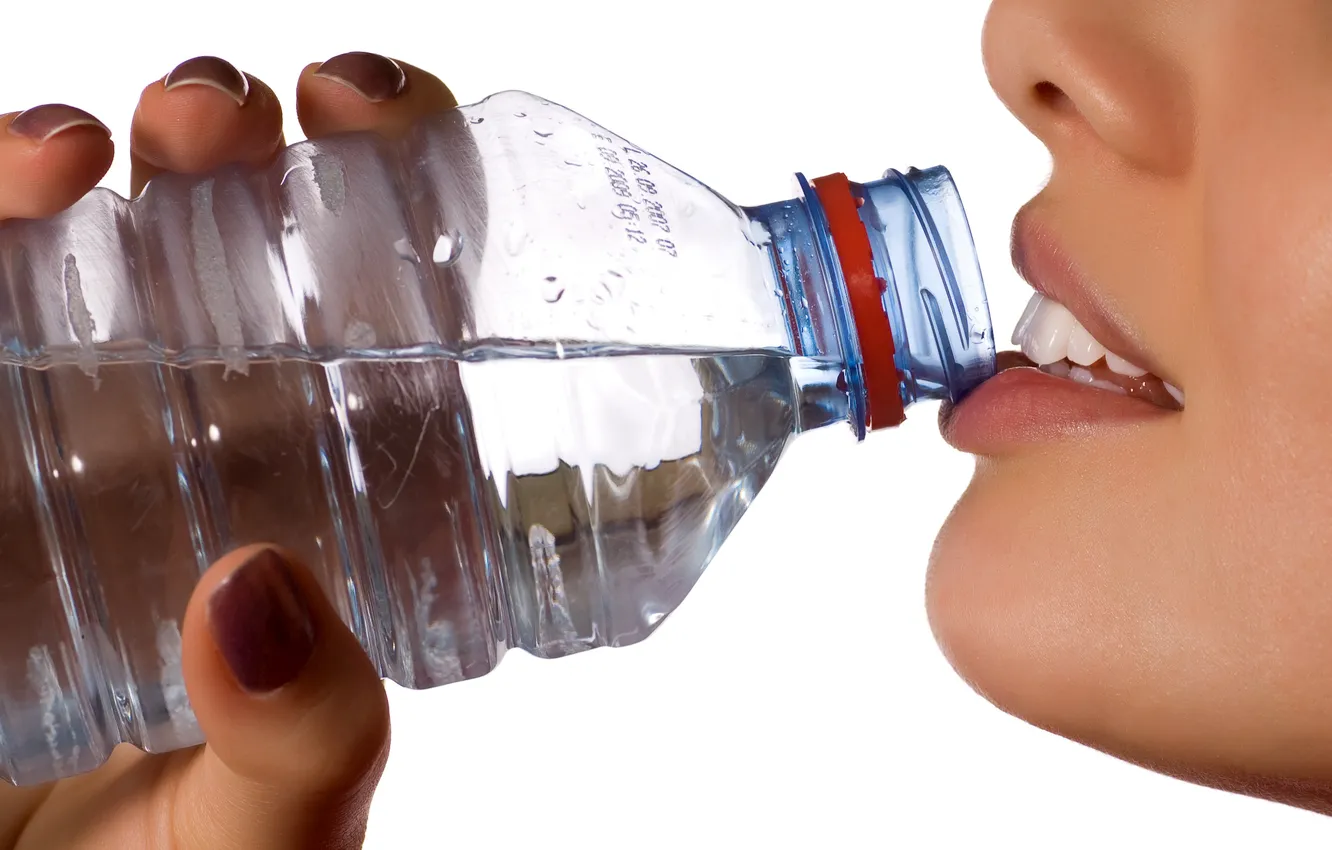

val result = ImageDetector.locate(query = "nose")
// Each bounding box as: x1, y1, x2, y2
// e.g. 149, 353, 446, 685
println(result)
981, 0, 1194, 175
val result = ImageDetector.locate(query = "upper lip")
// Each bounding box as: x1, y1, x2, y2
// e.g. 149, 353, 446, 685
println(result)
1010, 207, 1171, 384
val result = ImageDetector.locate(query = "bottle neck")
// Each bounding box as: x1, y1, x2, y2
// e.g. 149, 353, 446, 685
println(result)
744, 166, 996, 440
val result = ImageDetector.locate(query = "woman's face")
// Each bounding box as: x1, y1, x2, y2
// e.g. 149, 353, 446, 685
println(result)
929, 0, 1332, 808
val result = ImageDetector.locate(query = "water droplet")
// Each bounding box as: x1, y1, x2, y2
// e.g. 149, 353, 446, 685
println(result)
394, 237, 420, 263
534, 130, 554, 138
682, 202, 697, 217
575, 201, 587, 210
599, 275, 625, 303
542, 276, 565, 303
469, 116, 485, 125
344, 320, 377, 348
433, 231, 463, 266
505, 226, 529, 257
563, 160, 583, 168
514, 111, 527, 118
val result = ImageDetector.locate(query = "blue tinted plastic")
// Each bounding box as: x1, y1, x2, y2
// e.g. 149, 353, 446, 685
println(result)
746, 166, 996, 438
856, 167, 996, 408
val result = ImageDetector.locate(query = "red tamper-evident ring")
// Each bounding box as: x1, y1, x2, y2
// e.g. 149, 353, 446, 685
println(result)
811, 173, 906, 429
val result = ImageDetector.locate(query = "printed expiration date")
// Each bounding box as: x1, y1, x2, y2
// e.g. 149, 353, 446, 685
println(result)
595, 132, 677, 258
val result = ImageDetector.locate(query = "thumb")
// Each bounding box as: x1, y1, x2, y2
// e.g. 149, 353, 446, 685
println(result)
175, 544, 391, 850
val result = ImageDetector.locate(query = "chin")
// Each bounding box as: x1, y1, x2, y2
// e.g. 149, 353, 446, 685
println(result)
923, 450, 1158, 743
924, 455, 1332, 815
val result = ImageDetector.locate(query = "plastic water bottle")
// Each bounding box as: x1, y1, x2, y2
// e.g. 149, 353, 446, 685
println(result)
0, 90, 996, 784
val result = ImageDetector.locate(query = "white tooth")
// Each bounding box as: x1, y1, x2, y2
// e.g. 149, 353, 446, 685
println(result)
1105, 351, 1149, 378
1164, 382, 1185, 407
1066, 321, 1107, 367
1021, 298, 1076, 366
1011, 292, 1045, 346
1090, 378, 1129, 396
1068, 365, 1095, 385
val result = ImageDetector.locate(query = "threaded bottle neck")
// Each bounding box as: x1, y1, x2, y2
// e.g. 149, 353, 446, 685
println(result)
746, 166, 996, 439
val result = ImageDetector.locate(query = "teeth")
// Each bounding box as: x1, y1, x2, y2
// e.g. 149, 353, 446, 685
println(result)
1020, 296, 1076, 365
1164, 382, 1185, 407
1104, 351, 1149, 378
1013, 292, 1184, 408
1090, 378, 1128, 396
1013, 293, 1155, 377
1068, 365, 1095, 385
1042, 360, 1070, 378
1011, 292, 1044, 346
1066, 322, 1106, 367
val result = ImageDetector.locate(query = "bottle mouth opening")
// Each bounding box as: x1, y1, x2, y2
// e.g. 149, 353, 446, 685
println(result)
801, 167, 996, 438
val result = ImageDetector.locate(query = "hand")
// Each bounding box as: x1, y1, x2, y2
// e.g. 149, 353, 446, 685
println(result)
0, 53, 460, 849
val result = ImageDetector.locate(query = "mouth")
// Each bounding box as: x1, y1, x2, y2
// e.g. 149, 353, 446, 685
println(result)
940, 209, 1183, 453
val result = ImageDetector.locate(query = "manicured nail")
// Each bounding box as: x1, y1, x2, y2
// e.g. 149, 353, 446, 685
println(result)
314, 51, 409, 103
164, 56, 250, 107
208, 548, 316, 693
7, 104, 110, 144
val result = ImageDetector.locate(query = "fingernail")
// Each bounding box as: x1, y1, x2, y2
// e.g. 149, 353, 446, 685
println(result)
314, 51, 408, 103
7, 104, 110, 144
164, 56, 251, 107
208, 548, 316, 693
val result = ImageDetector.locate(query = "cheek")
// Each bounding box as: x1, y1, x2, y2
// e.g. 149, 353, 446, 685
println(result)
1201, 49, 1332, 416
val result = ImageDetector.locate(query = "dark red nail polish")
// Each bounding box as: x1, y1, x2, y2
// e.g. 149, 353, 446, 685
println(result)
314, 51, 409, 103
7, 104, 110, 144
164, 56, 251, 107
208, 548, 316, 693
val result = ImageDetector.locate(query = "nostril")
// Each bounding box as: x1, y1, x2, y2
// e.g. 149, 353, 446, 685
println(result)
1033, 81, 1074, 112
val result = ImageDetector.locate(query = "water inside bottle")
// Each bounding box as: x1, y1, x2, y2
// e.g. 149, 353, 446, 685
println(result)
0, 345, 844, 781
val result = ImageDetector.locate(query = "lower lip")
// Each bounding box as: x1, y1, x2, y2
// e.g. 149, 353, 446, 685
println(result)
939, 366, 1173, 454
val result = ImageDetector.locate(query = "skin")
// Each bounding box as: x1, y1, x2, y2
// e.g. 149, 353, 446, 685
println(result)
4, 0, 1329, 838
928, 0, 1332, 816
0, 56, 457, 848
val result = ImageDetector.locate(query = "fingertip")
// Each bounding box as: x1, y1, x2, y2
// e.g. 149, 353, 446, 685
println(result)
296, 52, 458, 140
130, 60, 284, 196
0, 109, 114, 220
181, 544, 389, 794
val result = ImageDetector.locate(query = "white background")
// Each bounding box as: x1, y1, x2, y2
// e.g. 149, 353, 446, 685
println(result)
4, 0, 1331, 846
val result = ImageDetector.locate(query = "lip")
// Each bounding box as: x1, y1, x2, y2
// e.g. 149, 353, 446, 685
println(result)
939, 208, 1176, 454
940, 356, 1173, 454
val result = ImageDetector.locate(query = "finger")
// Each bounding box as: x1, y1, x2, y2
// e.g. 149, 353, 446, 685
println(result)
0, 105, 113, 220
296, 51, 458, 140
175, 545, 390, 850
130, 56, 284, 197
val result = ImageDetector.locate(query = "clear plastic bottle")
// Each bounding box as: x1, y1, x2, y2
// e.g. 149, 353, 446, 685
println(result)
0, 90, 995, 784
